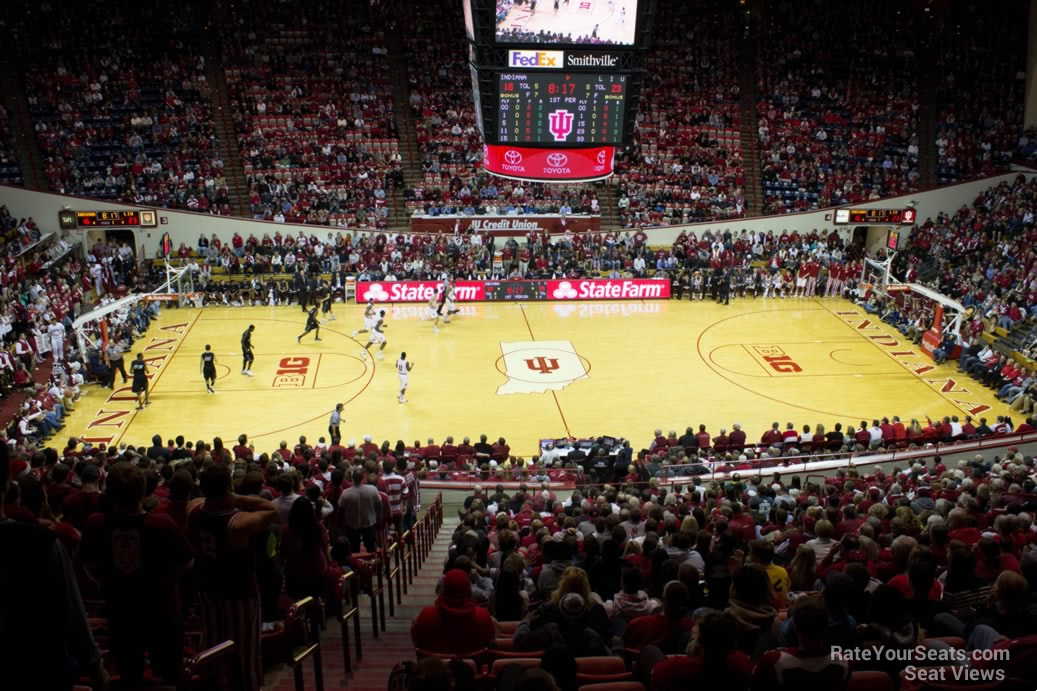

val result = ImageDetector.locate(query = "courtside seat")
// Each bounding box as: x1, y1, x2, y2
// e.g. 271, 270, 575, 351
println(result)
847, 670, 894, 691
415, 647, 488, 666
575, 656, 633, 684
922, 636, 965, 649
488, 639, 544, 659
496, 621, 521, 636
261, 596, 324, 691
490, 658, 541, 676
578, 682, 646, 691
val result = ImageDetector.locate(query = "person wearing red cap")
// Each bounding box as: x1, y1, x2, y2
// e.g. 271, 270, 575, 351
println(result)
411, 568, 496, 655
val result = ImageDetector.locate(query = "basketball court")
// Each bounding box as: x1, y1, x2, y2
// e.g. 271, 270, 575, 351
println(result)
63, 296, 1011, 456
496, 0, 638, 44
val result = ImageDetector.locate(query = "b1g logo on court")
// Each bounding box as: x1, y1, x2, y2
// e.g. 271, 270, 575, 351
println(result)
273, 356, 311, 387
752, 346, 803, 374
497, 340, 589, 395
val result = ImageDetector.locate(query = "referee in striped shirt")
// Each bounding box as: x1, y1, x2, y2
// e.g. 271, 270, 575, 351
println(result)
328, 403, 343, 445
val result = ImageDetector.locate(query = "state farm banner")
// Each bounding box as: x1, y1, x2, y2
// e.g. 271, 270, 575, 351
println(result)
546, 279, 670, 300
483, 144, 616, 182
410, 214, 599, 235
354, 278, 670, 303
356, 281, 485, 303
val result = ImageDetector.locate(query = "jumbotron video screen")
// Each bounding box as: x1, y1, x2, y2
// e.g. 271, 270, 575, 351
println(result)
494, 0, 642, 46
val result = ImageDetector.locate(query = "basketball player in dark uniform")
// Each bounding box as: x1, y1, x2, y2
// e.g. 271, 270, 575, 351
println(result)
241, 325, 255, 376
297, 306, 321, 343
131, 353, 150, 410
294, 269, 308, 311
201, 344, 218, 394
320, 290, 334, 325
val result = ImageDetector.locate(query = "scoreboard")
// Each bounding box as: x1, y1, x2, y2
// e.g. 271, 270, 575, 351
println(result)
833, 208, 916, 225
58, 209, 158, 229
497, 72, 626, 145
464, 0, 656, 182
484, 280, 549, 301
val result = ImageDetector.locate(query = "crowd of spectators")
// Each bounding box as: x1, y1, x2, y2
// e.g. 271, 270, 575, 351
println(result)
400, 0, 602, 218
934, 2, 1026, 184
895, 175, 1037, 330
614, 0, 745, 227
0, 106, 24, 186
0, 422, 428, 689
222, 0, 402, 227
408, 437, 1036, 690
3, 407, 1035, 690
755, 0, 921, 214
15, 1, 232, 213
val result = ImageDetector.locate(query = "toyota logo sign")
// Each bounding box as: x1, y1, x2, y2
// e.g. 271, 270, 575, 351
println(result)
596, 150, 606, 165
546, 153, 568, 167
504, 150, 523, 164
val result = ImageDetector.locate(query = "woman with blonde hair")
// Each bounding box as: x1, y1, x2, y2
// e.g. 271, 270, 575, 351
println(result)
514, 566, 612, 656
679, 516, 699, 536
788, 544, 818, 592
550, 566, 601, 605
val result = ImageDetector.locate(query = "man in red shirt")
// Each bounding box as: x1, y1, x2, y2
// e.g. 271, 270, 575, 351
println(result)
359, 435, 378, 458
410, 569, 495, 655
440, 437, 459, 465
695, 425, 711, 450
728, 423, 747, 452
423, 437, 441, 461
232, 434, 253, 460
80, 462, 195, 685
761, 422, 783, 448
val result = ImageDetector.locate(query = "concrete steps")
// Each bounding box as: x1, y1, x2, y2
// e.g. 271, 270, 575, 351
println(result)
262, 511, 459, 691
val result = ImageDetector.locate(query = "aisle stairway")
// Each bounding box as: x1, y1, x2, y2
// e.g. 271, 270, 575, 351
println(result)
200, 14, 250, 218
264, 508, 459, 691
737, 10, 764, 217
0, 57, 46, 190
385, 27, 422, 231
917, 42, 938, 189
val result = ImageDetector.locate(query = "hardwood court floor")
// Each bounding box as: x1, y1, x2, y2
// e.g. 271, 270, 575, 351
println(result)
64, 297, 1013, 456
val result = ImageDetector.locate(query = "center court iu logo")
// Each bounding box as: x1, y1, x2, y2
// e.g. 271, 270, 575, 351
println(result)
548, 109, 574, 142
497, 340, 588, 395
525, 356, 559, 374
504, 150, 523, 164
546, 153, 569, 168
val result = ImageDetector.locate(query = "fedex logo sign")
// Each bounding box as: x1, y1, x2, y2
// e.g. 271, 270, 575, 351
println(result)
509, 50, 564, 68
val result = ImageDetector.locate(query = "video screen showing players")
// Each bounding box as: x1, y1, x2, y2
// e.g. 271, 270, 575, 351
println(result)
495, 0, 639, 46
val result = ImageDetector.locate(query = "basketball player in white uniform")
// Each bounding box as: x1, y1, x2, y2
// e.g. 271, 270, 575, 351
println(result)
423, 295, 441, 333
360, 310, 387, 361
396, 352, 414, 403
352, 298, 378, 338
443, 284, 458, 321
